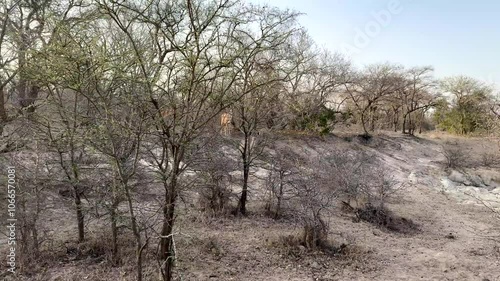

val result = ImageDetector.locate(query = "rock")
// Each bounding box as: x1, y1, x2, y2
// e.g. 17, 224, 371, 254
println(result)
444, 233, 456, 239
441, 178, 455, 189
310, 261, 321, 269
298, 245, 306, 253
58, 188, 74, 198
479, 173, 493, 186
449, 170, 470, 185
468, 174, 485, 187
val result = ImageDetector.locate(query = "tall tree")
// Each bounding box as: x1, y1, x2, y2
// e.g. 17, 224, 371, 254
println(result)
231, 55, 283, 215
398, 66, 438, 135
345, 63, 403, 136
436, 76, 494, 134
97, 1, 300, 279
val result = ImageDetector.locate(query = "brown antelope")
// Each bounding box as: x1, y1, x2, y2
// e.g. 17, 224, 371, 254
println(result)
220, 110, 233, 136
161, 109, 173, 119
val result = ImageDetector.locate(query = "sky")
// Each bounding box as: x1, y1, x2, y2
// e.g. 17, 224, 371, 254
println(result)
249, 0, 500, 88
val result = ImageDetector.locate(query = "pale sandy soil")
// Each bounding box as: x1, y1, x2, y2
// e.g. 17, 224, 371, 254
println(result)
1, 132, 499, 281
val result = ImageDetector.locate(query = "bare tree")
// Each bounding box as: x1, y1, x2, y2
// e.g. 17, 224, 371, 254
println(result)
97, 1, 300, 279
398, 66, 438, 135
34, 88, 90, 243
281, 31, 351, 132
231, 56, 286, 215
27, 13, 102, 243
90, 101, 147, 277
0, 0, 18, 129
344, 63, 404, 136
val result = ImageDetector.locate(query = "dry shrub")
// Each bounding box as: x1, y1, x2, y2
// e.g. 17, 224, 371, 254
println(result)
329, 150, 402, 211
263, 146, 304, 219
59, 232, 143, 267
442, 143, 469, 169
181, 235, 226, 262
268, 234, 305, 258
193, 139, 236, 216
273, 155, 343, 253
356, 204, 420, 234
201, 236, 225, 259
63, 234, 117, 264
198, 184, 233, 216
481, 151, 500, 167
302, 218, 329, 250
0, 233, 132, 279
269, 233, 365, 262
291, 163, 336, 251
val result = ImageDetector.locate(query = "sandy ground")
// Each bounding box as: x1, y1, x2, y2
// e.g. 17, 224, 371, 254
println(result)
1, 132, 500, 281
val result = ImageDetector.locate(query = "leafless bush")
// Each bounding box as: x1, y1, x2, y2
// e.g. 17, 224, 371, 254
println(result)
326, 150, 402, 210
193, 139, 236, 216
480, 151, 500, 167
281, 149, 409, 248
465, 193, 500, 243
201, 236, 225, 259
197, 176, 233, 216
326, 150, 373, 208
268, 234, 306, 258
290, 157, 341, 250
268, 233, 367, 263
442, 144, 469, 169
356, 204, 419, 234
368, 169, 404, 210
263, 147, 304, 219
325, 149, 413, 232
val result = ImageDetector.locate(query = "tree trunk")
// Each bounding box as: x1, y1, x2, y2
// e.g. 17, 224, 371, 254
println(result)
0, 86, 7, 122
370, 107, 376, 132
74, 185, 85, 243
238, 135, 250, 215
392, 107, 399, 132
0, 86, 6, 136
160, 172, 178, 281
402, 111, 413, 134
418, 110, 425, 134
239, 162, 250, 215
16, 29, 39, 112
361, 112, 369, 136
110, 200, 119, 264
123, 181, 143, 281
17, 31, 28, 109
110, 177, 120, 264
275, 172, 284, 218
402, 115, 406, 134
408, 113, 414, 135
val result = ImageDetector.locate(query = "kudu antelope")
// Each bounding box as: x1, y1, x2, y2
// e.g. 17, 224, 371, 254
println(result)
220, 110, 233, 136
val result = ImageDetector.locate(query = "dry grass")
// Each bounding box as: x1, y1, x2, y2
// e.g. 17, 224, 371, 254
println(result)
2, 132, 500, 281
